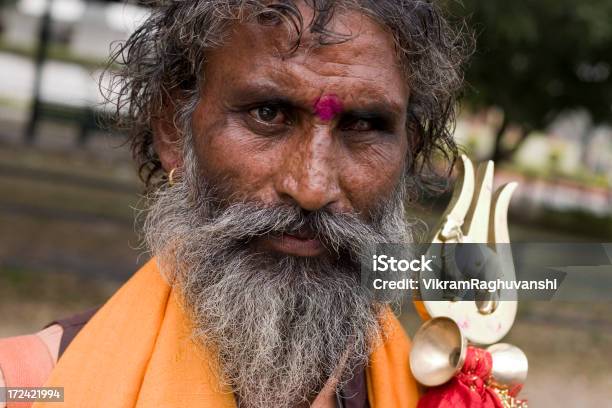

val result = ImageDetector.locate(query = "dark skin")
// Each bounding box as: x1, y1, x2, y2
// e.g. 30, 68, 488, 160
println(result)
155, 10, 409, 256
154, 9, 411, 404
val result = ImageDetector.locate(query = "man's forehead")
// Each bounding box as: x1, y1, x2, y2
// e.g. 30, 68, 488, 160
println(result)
204, 7, 408, 109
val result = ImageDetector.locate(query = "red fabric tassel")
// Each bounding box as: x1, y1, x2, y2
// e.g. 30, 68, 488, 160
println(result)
417, 347, 503, 408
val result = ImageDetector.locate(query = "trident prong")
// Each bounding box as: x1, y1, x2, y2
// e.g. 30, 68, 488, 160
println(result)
415, 155, 519, 345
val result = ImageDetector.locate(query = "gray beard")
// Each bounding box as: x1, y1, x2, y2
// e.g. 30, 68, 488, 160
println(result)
141, 145, 416, 408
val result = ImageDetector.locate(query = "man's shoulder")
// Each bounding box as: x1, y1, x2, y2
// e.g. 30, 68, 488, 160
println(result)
0, 307, 99, 393
0, 324, 62, 402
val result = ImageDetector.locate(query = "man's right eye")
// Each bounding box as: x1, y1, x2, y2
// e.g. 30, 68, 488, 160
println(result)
248, 105, 286, 125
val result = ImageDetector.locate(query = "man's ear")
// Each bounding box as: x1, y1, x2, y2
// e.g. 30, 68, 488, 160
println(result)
152, 110, 183, 173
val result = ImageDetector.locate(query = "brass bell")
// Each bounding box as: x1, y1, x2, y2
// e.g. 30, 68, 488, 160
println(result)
409, 316, 467, 387
486, 343, 528, 389
410, 317, 529, 389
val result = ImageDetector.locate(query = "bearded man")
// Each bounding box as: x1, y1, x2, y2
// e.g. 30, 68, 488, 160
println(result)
0, 1, 468, 407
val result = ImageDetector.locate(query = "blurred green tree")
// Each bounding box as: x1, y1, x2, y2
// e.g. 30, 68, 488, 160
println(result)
448, 0, 612, 161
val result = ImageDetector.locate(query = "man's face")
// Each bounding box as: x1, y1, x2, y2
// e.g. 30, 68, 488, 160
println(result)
147, 8, 414, 407
167, 9, 409, 258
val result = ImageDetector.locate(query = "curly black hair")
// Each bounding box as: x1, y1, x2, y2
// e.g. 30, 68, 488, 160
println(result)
103, 0, 472, 193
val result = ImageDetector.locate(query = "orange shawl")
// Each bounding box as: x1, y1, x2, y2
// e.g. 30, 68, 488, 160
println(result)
34, 260, 419, 407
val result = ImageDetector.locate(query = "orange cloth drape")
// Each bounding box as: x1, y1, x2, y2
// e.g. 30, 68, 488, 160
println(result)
33, 259, 419, 407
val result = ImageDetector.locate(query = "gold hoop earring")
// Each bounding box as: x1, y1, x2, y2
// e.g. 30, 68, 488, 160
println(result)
168, 168, 178, 186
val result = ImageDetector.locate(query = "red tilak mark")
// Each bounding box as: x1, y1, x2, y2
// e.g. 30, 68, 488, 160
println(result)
313, 94, 343, 121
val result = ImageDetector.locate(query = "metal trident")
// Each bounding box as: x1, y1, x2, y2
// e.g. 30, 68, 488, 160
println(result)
414, 155, 519, 345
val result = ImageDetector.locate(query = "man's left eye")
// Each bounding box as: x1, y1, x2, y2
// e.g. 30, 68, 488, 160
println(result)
343, 119, 374, 132
249, 106, 286, 125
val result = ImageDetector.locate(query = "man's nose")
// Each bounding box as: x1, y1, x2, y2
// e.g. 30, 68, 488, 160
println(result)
275, 129, 343, 212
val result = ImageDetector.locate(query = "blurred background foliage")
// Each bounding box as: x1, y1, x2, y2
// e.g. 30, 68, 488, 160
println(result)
448, 0, 612, 161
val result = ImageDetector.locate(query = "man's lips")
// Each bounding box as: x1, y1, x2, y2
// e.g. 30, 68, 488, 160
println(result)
257, 230, 326, 257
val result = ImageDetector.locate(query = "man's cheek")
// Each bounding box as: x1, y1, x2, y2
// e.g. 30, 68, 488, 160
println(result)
199, 130, 280, 198
342, 148, 405, 208
352, 143, 406, 179
195, 121, 244, 170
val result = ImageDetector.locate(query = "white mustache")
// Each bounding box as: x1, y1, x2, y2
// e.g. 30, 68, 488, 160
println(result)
191, 202, 392, 257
